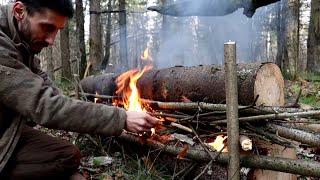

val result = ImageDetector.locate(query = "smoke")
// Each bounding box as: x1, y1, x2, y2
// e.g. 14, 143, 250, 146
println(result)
154, 0, 279, 68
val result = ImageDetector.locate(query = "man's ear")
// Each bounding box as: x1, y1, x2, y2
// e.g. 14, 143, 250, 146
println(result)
13, 2, 26, 21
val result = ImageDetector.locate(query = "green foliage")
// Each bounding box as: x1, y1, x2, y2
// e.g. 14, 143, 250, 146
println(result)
93, 157, 104, 166
54, 79, 74, 95
291, 84, 301, 94
121, 156, 171, 180
300, 95, 320, 108
298, 72, 320, 82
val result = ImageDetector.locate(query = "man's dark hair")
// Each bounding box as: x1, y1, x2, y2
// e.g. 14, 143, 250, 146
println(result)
16, 0, 74, 18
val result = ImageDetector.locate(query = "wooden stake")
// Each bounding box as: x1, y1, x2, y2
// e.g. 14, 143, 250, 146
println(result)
225, 41, 240, 180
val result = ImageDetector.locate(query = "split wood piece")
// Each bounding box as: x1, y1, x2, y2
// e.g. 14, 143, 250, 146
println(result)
147, 0, 280, 18
266, 123, 320, 147
119, 133, 320, 177
240, 135, 252, 151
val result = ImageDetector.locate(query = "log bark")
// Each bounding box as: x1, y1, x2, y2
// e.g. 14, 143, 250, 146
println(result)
79, 74, 118, 96
147, 0, 280, 18
267, 123, 320, 147
138, 62, 284, 106
120, 133, 320, 177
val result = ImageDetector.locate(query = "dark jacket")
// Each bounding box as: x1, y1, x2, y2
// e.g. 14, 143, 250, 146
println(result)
0, 4, 126, 172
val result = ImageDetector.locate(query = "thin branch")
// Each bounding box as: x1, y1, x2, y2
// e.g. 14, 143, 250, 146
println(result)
171, 122, 193, 133
211, 110, 320, 125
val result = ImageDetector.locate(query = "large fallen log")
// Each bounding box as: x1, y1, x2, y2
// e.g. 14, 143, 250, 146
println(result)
120, 133, 320, 177
147, 0, 280, 18
139, 62, 284, 106
80, 62, 285, 106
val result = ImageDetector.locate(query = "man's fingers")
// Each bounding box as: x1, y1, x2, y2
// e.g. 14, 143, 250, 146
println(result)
135, 126, 151, 133
141, 121, 154, 128
145, 114, 159, 125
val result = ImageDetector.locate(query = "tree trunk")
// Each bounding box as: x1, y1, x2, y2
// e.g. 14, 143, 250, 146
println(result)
119, 0, 128, 71
101, 0, 112, 71
76, 0, 87, 79
60, 21, 72, 80
280, 0, 299, 79
276, 2, 282, 68
46, 46, 54, 80
89, 0, 102, 73
307, 0, 320, 74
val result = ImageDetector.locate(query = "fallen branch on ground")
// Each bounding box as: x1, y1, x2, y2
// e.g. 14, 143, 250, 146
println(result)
266, 123, 320, 147
211, 110, 320, 125
119, 133, 320, 177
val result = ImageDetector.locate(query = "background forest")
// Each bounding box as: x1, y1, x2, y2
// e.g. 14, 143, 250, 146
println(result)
1, 0, 320, 179
0, 0, 317, 82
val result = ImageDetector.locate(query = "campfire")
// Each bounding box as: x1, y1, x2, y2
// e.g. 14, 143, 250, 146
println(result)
78, 46, 320, 178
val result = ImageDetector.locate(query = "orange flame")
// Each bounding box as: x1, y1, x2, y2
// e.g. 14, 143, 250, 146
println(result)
115, 65, 153, 112
141, 48, 153, 62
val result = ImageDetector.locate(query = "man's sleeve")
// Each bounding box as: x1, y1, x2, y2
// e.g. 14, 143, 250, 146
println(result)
0, 38, 126, 136
33, 56, 60, 95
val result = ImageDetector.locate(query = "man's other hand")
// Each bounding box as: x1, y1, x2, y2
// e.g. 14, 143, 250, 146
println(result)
125, 111, 159, 133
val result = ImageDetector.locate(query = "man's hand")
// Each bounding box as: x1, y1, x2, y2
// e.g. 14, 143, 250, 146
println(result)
125, 111, 159, 133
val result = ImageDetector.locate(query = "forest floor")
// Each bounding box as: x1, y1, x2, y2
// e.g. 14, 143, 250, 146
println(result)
37, 79, 320, 180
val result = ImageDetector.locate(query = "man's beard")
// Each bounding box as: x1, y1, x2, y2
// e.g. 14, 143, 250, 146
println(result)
20, 19, 49, 54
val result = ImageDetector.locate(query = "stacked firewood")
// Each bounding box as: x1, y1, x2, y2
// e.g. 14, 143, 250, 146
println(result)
78, 62, 320, 178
